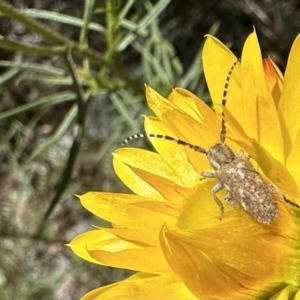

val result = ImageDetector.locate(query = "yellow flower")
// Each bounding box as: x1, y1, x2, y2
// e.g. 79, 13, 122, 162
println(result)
69, 30, 300, 300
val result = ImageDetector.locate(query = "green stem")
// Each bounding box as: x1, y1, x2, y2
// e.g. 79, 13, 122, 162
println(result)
0, 37, 67, 56
34, 50, 87, 236
79, 0, 95, 48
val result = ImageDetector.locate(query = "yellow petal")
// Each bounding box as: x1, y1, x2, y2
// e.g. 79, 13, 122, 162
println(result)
113, 148, 166, 199
80, 273, 198, 300
69, 229, 172, 273
127, 165, 195, 206
250, 139, 300, 202
177, 180, 236, 230
145, 85, 242, 185
164, 89, 222, 159
145, 85, 175, 117
67, 230, 102, 265
162, 108, 218, 153
202, 35, 241, 111
78, 192, 174, 229
144, 110, 219, 179
101, 227, 160, 247
144, 116, 202, 185
114, 148, 175, 181
240, 30, 283, 162
167, 88, 215, 123
287, 129, 300, 186
279, 33, 300, 154
113, 147, 199, 205
263, 57, 283, 107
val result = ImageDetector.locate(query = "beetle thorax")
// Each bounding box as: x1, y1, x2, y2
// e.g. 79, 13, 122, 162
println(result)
207, 142, 236, 170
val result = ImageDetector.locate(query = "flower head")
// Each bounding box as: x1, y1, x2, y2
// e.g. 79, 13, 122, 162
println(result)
69, 31, 300, 299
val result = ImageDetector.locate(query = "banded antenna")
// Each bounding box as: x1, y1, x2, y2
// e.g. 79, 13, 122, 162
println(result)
220, 59, 240, 143
122, 133, 207, 154
122, 59, 240, 151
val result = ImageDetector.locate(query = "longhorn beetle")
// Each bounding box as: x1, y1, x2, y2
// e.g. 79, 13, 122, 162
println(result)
122, 60, 292, 224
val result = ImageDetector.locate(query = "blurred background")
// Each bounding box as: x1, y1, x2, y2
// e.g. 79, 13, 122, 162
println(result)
0, 0, 299, 299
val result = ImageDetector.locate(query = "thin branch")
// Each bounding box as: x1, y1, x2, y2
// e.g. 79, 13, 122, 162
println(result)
34, 49, 87, 237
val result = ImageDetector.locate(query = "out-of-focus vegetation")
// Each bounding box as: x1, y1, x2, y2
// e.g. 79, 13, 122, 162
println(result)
0, 0, 299, 299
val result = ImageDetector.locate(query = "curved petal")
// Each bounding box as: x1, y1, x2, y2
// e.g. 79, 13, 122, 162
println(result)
101, 227, 160, 247
286, 128, 300, 186
69, 229, 172, 273
144, 110, 220, 180
202, 35, 241, 111
263, 57, 283, 108
81, 273, 198, 300
114, 147, 182, 186
250, 139, 300, 202
78, 192, 175, 229
279, 33, 300, 155
177, 180, 241, 230
113, 147, 198, 205
241, 30, 283, 162
113, 149, 165, 199
127, 165, 195, 206
145, 85, 176, 118
68, 230, 102, 265
144, 116, 202, 185
167, 88, 215, 124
